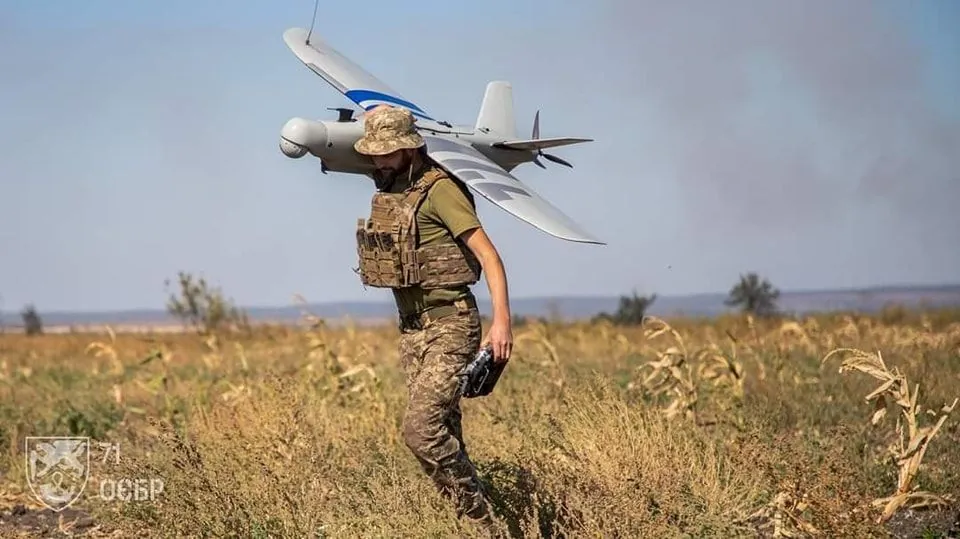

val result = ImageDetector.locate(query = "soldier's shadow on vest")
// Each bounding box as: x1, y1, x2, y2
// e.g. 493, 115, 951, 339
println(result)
476, 457, 579, 538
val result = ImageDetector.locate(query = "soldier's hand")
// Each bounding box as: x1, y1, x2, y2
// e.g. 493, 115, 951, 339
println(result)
483, 318, 513, 363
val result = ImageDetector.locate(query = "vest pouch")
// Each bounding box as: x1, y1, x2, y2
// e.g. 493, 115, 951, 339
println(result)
356, 218, 402, 288
403, 249, 420, 285
377, 232, 394, 250
355, 219, 375, 286
416, 242, 482, 289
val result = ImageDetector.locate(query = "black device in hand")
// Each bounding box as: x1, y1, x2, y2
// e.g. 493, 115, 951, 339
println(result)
457, 344, 507, 398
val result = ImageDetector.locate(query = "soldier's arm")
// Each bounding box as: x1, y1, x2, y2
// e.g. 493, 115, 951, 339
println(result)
461, 226, 511, 323
428, 178, 513, 358
461, 226, 513, 360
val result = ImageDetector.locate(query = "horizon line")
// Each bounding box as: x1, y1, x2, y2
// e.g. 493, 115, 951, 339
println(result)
9, 280, 960, 317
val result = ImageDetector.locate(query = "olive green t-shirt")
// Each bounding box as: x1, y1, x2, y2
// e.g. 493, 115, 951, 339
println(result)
389, 167, 482, 315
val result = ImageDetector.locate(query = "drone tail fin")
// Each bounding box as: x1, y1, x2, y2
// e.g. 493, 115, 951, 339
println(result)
475, 81, 517, 139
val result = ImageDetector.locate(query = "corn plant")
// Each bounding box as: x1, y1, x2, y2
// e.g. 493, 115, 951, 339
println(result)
822, 347, 959, 523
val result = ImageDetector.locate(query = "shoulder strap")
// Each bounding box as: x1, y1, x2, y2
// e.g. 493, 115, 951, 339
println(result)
403, 166, 446, 207
413, 166, 446, 191
401, 166, 447, 248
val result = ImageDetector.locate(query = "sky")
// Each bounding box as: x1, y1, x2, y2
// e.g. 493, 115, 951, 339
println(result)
0, 0, 958, 313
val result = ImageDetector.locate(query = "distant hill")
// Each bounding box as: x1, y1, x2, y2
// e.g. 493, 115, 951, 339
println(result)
2, 284, 959, 328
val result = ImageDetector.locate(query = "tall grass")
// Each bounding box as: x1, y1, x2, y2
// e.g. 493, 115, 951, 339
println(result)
1, 308, 958, 537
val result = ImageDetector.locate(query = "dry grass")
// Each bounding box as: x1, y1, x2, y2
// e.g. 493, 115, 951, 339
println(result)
1, 308, 959, 537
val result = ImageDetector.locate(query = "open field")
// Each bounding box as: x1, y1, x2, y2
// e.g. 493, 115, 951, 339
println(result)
2, 309, 959, 537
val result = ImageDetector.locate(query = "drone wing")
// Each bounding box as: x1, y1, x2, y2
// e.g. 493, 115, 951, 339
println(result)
283, 28, 435, 121
423, 134, 604, 244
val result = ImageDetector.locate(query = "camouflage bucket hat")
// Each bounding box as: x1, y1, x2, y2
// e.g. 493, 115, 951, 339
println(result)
354, 105, 425, 156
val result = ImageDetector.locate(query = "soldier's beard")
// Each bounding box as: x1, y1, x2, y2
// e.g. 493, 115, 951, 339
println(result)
373, 153, 414, 191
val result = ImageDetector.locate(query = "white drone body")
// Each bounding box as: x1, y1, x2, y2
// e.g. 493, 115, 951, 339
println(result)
279, 28, 603, 245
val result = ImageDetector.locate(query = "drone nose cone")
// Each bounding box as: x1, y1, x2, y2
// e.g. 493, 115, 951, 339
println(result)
280, 117, 328, 158
280, 137, 308, 158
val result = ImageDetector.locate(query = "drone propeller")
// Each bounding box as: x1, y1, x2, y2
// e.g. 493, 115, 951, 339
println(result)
530, 110, 573, 168
540, 152, 573, 168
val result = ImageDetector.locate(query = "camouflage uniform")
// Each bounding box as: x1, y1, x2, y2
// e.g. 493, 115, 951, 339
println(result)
353, 106, 495, 527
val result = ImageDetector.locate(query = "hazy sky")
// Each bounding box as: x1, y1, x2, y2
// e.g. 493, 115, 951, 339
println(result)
1, 0, 958, 313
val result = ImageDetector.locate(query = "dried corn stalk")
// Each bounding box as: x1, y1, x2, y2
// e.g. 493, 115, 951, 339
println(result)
85, 325, 124, 375
515, 320, 565, 390
776, 321, 818, 356
633, 316, 697, 421
200, 334, 222, 370
694, 345, 744, 398
822, 347, 959, 523
746, 490, 819, 538
295, 296, 381, 397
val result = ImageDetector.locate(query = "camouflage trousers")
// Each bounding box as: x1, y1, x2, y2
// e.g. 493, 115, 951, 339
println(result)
398, 305, 493, 525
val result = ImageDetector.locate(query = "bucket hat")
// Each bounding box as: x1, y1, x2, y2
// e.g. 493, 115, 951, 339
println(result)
353, 105, 425, 156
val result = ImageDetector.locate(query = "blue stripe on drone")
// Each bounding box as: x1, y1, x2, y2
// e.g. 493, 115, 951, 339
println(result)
346, 89, 432, 119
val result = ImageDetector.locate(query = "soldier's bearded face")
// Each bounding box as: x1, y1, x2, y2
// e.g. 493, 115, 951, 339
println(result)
372, 149, 412, 180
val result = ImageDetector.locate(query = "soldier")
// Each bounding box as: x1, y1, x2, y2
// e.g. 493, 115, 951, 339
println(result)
352, 105, 513, 531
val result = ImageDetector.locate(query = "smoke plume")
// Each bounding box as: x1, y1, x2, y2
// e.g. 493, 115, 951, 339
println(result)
595, 0, 959, 233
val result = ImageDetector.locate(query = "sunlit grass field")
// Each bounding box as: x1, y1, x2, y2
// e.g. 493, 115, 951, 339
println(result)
2, 308, 959, 537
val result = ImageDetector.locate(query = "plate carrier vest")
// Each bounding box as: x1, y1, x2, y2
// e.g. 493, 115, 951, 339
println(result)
355, 167, 482, 289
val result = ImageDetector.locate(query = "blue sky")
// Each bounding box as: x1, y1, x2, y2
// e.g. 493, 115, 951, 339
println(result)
1, 0, 958, 313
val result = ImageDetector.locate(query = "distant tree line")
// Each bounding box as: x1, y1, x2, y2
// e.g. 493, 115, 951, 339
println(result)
0, 270, 251, 337
0, 301, 46, 336
594, 272, 782, 325
593, 291, 659, 325
724, 272, 780, 317
1, 271, 783, 334
20, 304, 43, 335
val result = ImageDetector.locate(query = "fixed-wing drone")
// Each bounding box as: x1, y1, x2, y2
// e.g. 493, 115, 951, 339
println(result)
278, 27, 604, 245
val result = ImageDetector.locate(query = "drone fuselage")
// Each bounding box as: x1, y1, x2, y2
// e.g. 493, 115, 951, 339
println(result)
279, 113, 534, 176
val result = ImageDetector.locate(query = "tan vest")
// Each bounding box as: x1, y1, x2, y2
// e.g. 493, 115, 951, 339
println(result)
355, 167, 482, 289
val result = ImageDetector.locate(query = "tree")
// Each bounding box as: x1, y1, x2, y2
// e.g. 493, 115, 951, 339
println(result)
165, 271, 249, 334
724, 272, 780, 317
594, 291, 657, 325
20, 304, 43, 335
